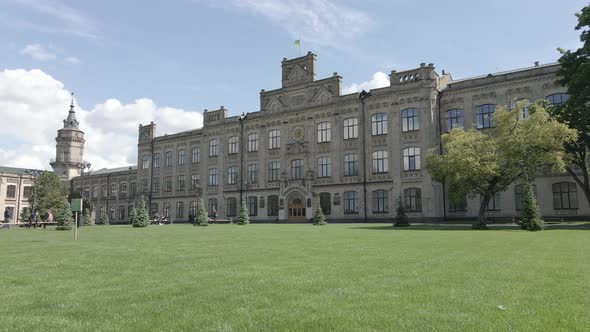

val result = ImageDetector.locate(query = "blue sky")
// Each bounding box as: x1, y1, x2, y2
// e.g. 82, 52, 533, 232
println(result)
0, 0, 587, 170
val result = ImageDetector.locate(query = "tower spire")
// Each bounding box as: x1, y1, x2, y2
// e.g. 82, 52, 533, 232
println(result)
63, 92, 79, 129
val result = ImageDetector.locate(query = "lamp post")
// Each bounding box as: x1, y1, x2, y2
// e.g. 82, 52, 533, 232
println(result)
238, 113, 246, 206
78, 161, 91, 227
25, 170, 42, 227
244, 179, 252, 216
358, 89, 371, 223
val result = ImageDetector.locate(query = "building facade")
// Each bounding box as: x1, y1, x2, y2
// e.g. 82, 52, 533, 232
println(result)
70, 53, 586, 223
0, 166, 41, 222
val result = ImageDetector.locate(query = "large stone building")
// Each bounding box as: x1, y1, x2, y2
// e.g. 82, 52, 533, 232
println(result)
68, 52, 585, 223
0, 166, 42, 222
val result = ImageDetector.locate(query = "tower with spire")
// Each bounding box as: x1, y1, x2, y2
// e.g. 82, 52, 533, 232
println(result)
50, 94, 86, 181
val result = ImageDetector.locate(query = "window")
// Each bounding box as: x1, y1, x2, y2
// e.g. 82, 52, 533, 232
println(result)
177, 175, 185, 191
247, 164, 257, 183
248, 133, 258, 152
154, 153, 161, 168
268, 161, 280, 182
319, 192, 331, 215
475, 104, 496, 129
449, 196, 467, 212
119, 206, 126, 220
191, 174, 199, 190
111, 184, 117, 197
83, 187, 90, 199
343, 154, 359, 176
404, 188, 422, 212
343, 118, 358, 139
547, 93, 570, 106
189, 201, 197, 216
164, 176, 172, 192
372, 189, 389, 213
317, 122, 331, 143
317, 157, 331, 178
483, 193, 501, 211
247, 196, 258, 216
268, 195, 279, 216
141, 179, 148, 193
129, 182, 137, 197
92, 186, 98, 198
119, 183, 127, 197
371, 113, 387, 136
268, 130, 280, 149
509, 99, 531, 119
227, 166, 238, 185
208, 168, 219, 186
109, 208, 115, 220
401, 108, 419, 132
372, 151, 389, 174
515, 184, 538, 211
343, 191, 359, 214
209, 139, 218, 157
23, 186, 32, 199
191, 147, 200, 163
552, 182, 578, 210
150, 203, 158, 217
228, 136, 239, 154
142, 154, 150, 169
227, 197, 238, 217
178, 149, 186, 165
446, 109, 464, 130
176, 202, 184, 218
291, 159, 304, 179
163, 202, 170, 218
165, 151, 173, 167
101, 185, 107, 198
403, 147, 421, 171
6, 185, 15, 198
100, 206, 106, 218
152, 177, 160, 193
208, 198, 218, 217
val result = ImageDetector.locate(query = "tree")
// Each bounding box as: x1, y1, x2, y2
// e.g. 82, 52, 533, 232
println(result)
554, 4, 590, 207
426, 102, 576, 228
20, 207, 31, 223
56, 199, 73, 230
128, 206, 137, 225
98, 214, 109, 225
31, 172, 68, 218
194, 206, 208, 227
133, 200, 149, 227
237, 201, 250, 225
393, 197, 409, 227
83, 208, 92, 226
519, 180, 544, 231
313, 200, 327, 225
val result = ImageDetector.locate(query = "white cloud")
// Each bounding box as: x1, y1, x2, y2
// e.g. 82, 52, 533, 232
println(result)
20, 44, 56, 61
204, 0, 373, 48
65, 56, 80, 64
0, 69, 204, 171
343, 71, 389, 95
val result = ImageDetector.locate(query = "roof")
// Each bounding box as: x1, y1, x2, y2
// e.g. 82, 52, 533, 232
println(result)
0, 166, 45, 175
90, 165, 137, 175
451, 62, 559, 84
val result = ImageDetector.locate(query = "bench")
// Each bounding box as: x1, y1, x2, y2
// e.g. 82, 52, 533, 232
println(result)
0, 222, 58, 229
208, 218, 231, 224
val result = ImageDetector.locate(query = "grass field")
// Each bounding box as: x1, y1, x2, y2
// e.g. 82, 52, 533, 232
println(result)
0, 224, 588, 331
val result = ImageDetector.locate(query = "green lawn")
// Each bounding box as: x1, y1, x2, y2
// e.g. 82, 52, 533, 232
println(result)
0, 224, 588, 331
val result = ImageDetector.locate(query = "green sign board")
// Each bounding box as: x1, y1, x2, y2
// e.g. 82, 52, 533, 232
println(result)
71, 198, 83, 212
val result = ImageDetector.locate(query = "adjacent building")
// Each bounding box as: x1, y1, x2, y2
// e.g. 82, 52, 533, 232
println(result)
67, 52, 585, 223
0, 166, 41, 222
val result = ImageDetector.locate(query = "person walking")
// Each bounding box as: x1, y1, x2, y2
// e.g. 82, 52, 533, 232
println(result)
27, 211, 36, 229
3, 208, 12, 229
44, 209, 53, 229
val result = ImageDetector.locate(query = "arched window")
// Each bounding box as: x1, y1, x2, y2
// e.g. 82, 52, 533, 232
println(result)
191, 147, 200, 163
372, 189, 389, 213
372, 151, 389, 174
319, 192, 331, 215
343, 118, 358, 139
317, 157, 331, 178
403, 188, 422, 212
227, 197, 238, 217
291, 159, 304, 179
6, 185, 16, 198
227, 166, 238, 185
228, 136, 239, 154
247, 196, 258, 216
208, 168, 219, 186
546, 93, 570, 106
209, 139, 218, 156
446, 109, 464, 130
475, 104, 496, 129
509, 98, 531, 119
371, 113, 387, 136
267, 195, 279, 217
317, 122, 331, 143
401, 108, 419, 132
207, 198, 218, 217
343, 191, 359, 214
248, 133, 259, 152
343, 154, 359, 176
111, 183, 117, 197
268, 130, 280, 149
403, 147, 421, 171
552, 182, 578, 210
178, 149, 186, 165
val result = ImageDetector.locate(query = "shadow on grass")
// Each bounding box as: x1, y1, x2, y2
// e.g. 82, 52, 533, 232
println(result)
350, 223, 590, 231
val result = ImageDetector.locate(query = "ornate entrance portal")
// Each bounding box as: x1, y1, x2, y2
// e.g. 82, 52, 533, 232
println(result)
288, 192, 306, 221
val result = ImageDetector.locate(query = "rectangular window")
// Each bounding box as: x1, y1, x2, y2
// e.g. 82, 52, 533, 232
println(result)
404, 188, 422, 212
371, 113, 387, 136
446, 109, 464, 130
177, 175, 185, 191
227, 197, 238, 217
152, 177, 160, 193
164, 176, 172, 192
6, 185, 16, 198
22, 186, 32, 199
101, 185, 107, 198
247, 196, 258, 216
209, 139, 218, 157
267, 195, 279, 216
317, 157, 331, 178
401, 108, 419, 132
130, 183, 137, 197
192, 147, 200, 163
208, 198, 218, 217
291, 159, 303, 179
343, 118, 358, 139
344, 154, 359, 176
227, 166, 238, 185
189, 201, 197, 216
247, 164, 257, 183
191, 174, 199, 190
317, 122, 331, 143
449, 196, 467, 212
142, 179, 148, 193
119, 184, 127, 197
154, 153, 161, 168
163, 202, 170, 218
176, 202, 184, 219
343, 191, 359, 214
319, 192, 331, 215
178, 149, 185, 165
268, 130, 280, 149
403, 147, 421, 171
142, 154, 150, 169
165, 151, 173, 167
119, 206, 126, 220
372, 190, 389, 213
268, 161, 280, 182
111, 184, 117, 197
372, 151, 389, 174
248, 133, 259, 152
208, 168, 219, 186
228, 136, 239, 154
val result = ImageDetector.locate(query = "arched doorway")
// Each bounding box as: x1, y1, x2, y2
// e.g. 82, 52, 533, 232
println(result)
288, 192, 306, 221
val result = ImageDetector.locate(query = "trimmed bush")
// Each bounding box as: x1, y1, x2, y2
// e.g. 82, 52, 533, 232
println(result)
313, 201, 327, 225
394, 197, 410, 227
519, 182, 544, 231
237, 201, 250, 225
83, 208, 92, 226
97, 214, 110, 225
128, 206, 137, 225
194, 207, 208, 227
56, 199, 73, 230
133, 200, 149, 228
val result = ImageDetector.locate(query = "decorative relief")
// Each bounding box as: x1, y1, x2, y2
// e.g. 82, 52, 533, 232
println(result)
292, 126, 305, 142
371, 137, 388, 146
402, 170, 422, 178
472, 91, 497, 100
401, 133, 421, 144
287, 141, 310, 155
441, 97, 464, 105
542, 81, 561, 90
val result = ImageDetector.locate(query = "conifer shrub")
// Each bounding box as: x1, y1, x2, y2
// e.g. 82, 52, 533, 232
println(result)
133, 200, 149, 228
56, 199, 73, 230
519, 182, 544, 231
313, 201, 327, 225
394, 197, 410, 227
237, 201, 250, 225
194, 206, 208, 227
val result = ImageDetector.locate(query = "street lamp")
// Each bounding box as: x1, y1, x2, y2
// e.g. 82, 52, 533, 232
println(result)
78, 161, 91, 227
24, 169, 42, 226
238, 112, 246, 205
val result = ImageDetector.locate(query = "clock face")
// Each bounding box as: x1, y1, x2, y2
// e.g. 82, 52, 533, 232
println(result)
293, 127, 304, 141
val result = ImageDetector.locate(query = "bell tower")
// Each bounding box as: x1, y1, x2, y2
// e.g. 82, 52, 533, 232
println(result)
50, 94, 85, 181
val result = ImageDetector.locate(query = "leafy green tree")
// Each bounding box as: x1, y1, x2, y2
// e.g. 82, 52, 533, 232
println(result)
554, 4, 590, 206
194, 207, 208, 227
519, 179, 544, 231
313, 200, 327, 225
128, 206, 137, 225
31, 172, 68, 218
426, 102, 576, 228
393, 197, 409, 227
237, 201, 250, 225
56, 199, 73, 230
133, 200, 149, 228
20, 207, 31, 223
83, 208, 92, 226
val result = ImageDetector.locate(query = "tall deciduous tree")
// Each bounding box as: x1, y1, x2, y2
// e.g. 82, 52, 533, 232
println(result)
30, 172, 68, 218
555, 4, 590, 206
426, 102, 576, 228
